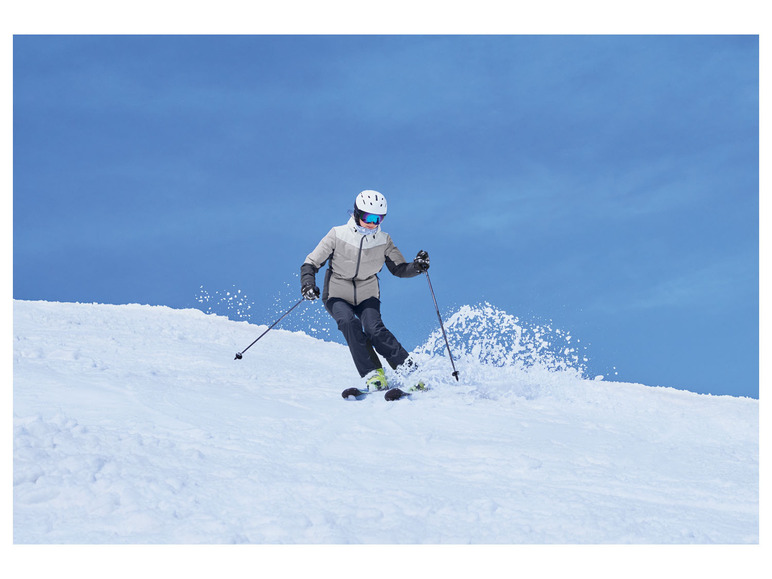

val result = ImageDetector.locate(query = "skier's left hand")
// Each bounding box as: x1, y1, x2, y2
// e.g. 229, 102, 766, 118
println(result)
302, 283, 320, 300
413, 250, 430, 273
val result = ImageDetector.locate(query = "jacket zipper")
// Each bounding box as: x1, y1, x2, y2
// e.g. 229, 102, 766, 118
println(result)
352, 235, 366, 305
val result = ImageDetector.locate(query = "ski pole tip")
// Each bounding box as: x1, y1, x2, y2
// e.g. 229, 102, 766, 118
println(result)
234, 352, 243, 360
452, 371, 460, 381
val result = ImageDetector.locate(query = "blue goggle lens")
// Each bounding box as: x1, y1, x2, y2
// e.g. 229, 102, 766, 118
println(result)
363, 213, 383, 225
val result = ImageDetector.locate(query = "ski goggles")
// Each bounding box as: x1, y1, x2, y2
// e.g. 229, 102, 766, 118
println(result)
358, 211, 385, 225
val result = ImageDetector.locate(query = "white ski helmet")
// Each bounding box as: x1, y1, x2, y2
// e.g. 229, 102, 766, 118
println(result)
355, 190, 387, 216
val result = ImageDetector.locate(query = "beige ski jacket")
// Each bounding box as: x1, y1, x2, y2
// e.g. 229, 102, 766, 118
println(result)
301, 217, 421, 305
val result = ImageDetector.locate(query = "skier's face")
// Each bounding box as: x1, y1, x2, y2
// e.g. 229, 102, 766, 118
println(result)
359, 218, 379, 230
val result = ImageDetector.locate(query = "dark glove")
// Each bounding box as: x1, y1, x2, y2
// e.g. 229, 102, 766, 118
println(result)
301, 283, 320, 301
413, 250, 430, 273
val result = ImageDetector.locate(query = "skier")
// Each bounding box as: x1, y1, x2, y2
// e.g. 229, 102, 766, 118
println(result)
300, 190, 430, 392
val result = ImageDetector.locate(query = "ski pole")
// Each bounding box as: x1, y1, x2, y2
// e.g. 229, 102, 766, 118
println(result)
234, 298, 304, 360
424, 270, 460, 381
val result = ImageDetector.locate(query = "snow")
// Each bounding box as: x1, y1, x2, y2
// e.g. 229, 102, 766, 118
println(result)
11, 299, 762, 571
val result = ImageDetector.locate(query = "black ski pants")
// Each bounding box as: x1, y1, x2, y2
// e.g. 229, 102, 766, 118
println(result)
325, 297, 409, 377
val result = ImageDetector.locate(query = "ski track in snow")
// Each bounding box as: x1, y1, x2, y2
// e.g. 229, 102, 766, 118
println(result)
12, 300, 758, 544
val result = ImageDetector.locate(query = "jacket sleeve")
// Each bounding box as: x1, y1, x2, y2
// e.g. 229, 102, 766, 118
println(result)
384, 237, 422, 278
301, 228, 336, 286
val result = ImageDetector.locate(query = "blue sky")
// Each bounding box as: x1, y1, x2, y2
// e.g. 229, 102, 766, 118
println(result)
13, 35, 759, 397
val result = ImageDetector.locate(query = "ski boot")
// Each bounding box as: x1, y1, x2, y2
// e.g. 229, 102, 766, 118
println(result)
364, 368, 388, 392
395, 357, 427, 392
405, 380, 427, 393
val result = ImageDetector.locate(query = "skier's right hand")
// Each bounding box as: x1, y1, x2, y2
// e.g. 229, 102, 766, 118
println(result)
302, 283, 320, 301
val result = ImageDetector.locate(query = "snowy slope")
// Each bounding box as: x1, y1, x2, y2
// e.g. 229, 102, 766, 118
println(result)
13, 299, 758, 545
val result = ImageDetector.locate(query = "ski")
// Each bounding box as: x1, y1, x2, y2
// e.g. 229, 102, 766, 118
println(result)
384, 383, 430, 400
341, 387, 393, 400
384, 388, 410, 401
342, 384, 428, 401
341, 387, 410, 401
340, 381, 428, 401
341, 387, 370, 400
